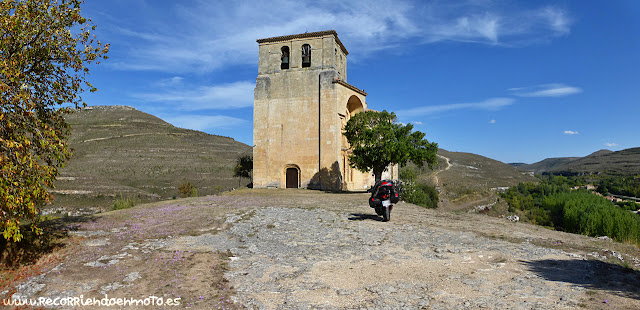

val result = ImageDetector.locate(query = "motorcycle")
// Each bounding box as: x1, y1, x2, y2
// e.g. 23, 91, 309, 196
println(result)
368, 180, 399, 222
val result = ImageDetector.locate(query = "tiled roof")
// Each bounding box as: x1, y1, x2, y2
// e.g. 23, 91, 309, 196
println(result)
333, 79, 367, 96
257, 30, 349, 55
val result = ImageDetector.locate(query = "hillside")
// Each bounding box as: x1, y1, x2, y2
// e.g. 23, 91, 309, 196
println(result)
516, 148, 640, 175
51, 105, 251, 210
513, 157, 580, 174
412, 149, 538, 211
554, 148, 640, 175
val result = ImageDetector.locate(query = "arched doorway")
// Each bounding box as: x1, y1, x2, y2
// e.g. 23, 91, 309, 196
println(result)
286, 167, 299, 188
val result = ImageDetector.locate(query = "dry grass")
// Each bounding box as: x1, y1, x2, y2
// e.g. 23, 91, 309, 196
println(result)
50, 105, 251, 211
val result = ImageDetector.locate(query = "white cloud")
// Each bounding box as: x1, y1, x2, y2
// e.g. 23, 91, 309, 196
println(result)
156, 76, 184, 87
413, 121, 423, 125
135, 81, 254, 110
161, 115, 248, 132
509, 83, 582, 97
103, 1, 574, 73
397, 97, 515, 117
564, 130, 579, 135
489, 119, 496, 124
429, 13, 500, 44
605, 142, 618, 147
539, 6, 572, 34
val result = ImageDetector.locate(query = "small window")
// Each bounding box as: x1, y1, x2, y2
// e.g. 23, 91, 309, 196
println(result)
301, 44, 311, 68
281, 46, 289, 70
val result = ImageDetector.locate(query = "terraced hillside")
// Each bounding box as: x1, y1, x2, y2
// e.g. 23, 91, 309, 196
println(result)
51, 105, 251, 210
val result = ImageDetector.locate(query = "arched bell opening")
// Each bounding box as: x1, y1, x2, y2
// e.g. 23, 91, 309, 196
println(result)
301, 44, 311, 68
281, 46, 290, 70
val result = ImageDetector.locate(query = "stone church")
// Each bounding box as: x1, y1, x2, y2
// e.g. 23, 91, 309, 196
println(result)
253, 30, 397, 191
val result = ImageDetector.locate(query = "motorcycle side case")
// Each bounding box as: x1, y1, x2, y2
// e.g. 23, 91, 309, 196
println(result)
369, 196, 382, 208
390, 192, 400, 204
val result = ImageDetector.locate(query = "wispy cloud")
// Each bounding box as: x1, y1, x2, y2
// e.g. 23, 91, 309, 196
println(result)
161, 115, 248, 132
509, 83, 582, 97
397, 97, 514, 117
156, 76, 184, 87
100, 1, 573, 73
489, 119, 496, 124
564, 130, 579, 135
423, 4, 571, 46
134, 81, 254, 110
605, 142, 618, 147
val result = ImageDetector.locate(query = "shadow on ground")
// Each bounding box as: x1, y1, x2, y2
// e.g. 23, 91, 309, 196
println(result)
348, 213, 384, 222
1, 215, 97, 268
522, 259, 640, 300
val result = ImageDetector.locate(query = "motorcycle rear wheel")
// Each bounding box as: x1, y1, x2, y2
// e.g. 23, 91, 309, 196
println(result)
383, 206, 391, 222
375, 207, 384, 216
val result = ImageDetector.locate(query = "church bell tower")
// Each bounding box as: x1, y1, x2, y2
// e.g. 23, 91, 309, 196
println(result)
253, 30, 394, 191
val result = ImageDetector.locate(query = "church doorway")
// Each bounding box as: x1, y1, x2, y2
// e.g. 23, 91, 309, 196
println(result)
286, 167, 299, 188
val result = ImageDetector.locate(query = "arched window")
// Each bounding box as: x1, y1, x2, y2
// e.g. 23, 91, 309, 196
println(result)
301, 44, 311, 68
281, 46, 289, 70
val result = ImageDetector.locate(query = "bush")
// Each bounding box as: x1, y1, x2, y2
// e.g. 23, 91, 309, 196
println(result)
112, 194, 136, 210
399, 170, 438, 209
502, 180, 640, 245
178, 179, 198, 198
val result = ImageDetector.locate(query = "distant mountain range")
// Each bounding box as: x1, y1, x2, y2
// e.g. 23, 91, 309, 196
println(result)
511, 148, 640, 175
52, 105, 250, 209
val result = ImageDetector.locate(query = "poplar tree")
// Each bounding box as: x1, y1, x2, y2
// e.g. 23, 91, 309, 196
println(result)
1, 0, 108, 241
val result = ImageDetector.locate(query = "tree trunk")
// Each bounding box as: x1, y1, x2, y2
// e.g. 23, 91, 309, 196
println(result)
373, 167, 384, 183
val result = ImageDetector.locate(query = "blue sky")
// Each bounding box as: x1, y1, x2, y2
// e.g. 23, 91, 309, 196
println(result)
80, 0, 639, 164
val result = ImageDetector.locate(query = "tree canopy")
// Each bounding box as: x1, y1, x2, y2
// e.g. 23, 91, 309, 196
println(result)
1, 0, 108, 241
343, 110, 438, 182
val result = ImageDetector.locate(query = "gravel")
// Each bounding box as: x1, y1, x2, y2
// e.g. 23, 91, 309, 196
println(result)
168, 206, 595, 309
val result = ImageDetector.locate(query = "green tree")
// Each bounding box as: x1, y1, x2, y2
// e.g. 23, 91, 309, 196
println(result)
178, 179, 198, 198
343, 110, 438, 182
233, 154, 253, 187
1, 0, 108, 242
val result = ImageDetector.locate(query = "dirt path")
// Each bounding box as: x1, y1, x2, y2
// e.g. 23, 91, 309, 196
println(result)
431, 154, 451, 187
4, 190, 640, 309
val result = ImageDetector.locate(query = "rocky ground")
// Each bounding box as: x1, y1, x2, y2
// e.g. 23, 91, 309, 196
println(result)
4, 189, 640, 309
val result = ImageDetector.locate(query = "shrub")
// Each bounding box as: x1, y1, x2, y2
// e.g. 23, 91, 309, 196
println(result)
178, 179, 198, 198
404, 184, 430, 207
112, 194, 136, 210
399, 170, 438, 209
419, 183, 439, 208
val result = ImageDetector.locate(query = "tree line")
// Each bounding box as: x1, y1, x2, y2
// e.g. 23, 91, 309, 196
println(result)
501, 175, 640, 245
